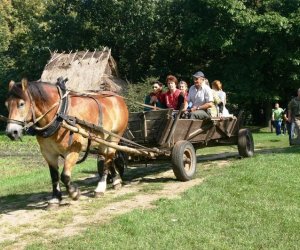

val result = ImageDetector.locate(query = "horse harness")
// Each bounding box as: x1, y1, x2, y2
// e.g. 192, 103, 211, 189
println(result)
22, 80, 120, 163
27, 81, 69, 137
23, 80, 103, 136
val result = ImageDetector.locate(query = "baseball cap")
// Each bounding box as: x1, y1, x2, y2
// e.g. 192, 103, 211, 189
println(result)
193, 71, 205, 78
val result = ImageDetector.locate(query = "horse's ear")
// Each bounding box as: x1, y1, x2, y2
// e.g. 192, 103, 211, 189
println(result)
21, 78, 28, 91
8, 80, 15, 91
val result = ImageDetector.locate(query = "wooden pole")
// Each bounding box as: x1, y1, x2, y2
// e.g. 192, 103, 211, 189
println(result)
61, 121, 159, 157
0, 115, 8, 122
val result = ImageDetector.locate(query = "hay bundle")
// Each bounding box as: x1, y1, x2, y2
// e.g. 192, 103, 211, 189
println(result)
40, 47, 127, 93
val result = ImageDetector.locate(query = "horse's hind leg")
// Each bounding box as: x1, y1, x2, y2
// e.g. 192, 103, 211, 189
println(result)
110, 159, 122, 190
106, 143, 123, 189
114, 151, 127, 179
94, 155, 122, 196
61, 152, 81, 200
94, 155, 108, 197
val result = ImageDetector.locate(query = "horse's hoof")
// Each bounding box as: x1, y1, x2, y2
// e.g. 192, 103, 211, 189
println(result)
70, 189, 81, 200
113, 183, 122, 190
94, 192, 104, 198
47, 198, 60, 210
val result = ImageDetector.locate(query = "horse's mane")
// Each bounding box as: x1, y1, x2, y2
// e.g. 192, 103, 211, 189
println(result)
8, 81, 52, 103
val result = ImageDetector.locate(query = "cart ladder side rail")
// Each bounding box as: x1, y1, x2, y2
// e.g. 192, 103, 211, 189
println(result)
165, 106, 185, 146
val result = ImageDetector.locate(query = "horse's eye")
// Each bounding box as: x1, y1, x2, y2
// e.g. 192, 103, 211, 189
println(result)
19, 101, 25, 108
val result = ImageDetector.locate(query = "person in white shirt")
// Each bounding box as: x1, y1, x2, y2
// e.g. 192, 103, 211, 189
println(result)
187, 71, 216, 119
211, 80, 230, 117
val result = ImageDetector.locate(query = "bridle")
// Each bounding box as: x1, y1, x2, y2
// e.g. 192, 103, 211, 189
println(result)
6, 90, 37, 127
7, 85, 67, 132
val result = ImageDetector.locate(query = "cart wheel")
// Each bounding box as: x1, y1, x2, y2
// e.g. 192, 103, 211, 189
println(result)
171, 140, 196, 181
238, 128, 254, 157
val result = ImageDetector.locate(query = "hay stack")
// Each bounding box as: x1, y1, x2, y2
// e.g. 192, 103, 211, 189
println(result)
40, 47, 127, 93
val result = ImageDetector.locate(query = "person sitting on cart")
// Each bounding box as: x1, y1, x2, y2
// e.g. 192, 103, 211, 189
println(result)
178, 80, 189, 100
144, 80, 166, 111
186, 71, 216, 119
211, 80, 230, 117
161, 75, 187, 111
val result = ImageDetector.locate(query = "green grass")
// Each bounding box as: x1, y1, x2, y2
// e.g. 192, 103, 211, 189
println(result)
198, 128, 289, 156
0, 130, 298, 249
26, 145, 300, 250
0, 154, 97, 208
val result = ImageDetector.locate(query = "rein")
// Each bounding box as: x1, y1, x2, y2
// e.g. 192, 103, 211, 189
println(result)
23, 98, 59, 130
5, 85, 66, 130
24, 87, 69, 131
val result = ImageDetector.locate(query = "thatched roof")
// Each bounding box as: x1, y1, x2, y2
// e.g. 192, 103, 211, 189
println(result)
40, 47, 127, 93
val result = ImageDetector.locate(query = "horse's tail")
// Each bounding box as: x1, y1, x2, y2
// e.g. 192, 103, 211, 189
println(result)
76, 138, 91, 164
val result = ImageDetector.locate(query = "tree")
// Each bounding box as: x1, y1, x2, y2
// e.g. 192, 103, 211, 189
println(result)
170, 0, 300, 122
0, 0, 299, 127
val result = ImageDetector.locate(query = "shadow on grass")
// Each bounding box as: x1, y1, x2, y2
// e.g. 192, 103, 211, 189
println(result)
0, 177, 99, 214
1, 145, 298, 215
0, 162, 174, 214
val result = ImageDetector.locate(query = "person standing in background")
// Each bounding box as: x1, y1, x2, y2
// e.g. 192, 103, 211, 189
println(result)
288, 88, 300, 144
271, 103, 284, 135
283, 108, 291, 144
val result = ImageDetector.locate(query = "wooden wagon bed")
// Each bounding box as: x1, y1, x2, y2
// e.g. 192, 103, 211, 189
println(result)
127, 109, 242, 148
123, 109, 254, 181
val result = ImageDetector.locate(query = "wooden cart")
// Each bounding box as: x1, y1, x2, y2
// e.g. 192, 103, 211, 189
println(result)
122, 109, 254, 181
1, 107, 254, 182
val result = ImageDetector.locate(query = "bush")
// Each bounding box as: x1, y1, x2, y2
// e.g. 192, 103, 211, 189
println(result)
124, 76, 164, 112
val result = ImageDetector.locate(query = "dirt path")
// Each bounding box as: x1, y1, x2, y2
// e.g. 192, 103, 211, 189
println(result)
0, 147, 289, 249
0, 161, 218, 250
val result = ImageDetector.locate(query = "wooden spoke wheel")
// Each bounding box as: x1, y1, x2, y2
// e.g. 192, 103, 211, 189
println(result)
171, 140, 196, 181
238, 128, 254, 157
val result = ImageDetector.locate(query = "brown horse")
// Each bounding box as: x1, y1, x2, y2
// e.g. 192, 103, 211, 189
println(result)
5, 79, 129, 205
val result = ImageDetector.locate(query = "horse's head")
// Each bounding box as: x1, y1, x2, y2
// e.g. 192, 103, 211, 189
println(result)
5, 79, 31, 140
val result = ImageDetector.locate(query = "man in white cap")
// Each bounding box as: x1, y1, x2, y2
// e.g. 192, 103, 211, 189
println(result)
187, 71, 216, 119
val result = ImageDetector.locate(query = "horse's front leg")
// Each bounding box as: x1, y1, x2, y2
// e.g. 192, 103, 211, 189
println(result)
61, 152, 81, 200
40, 149, 62, 205
49, 165, 62, 203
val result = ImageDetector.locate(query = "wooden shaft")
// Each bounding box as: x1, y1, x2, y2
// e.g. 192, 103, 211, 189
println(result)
61, 121, 157, 157
0, 115, 8, 122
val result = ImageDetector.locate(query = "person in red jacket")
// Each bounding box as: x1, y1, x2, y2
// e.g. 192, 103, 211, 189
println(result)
161, 75, 186, 110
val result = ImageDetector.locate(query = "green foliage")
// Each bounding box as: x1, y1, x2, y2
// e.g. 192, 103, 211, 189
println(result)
0, 1, 12, 52
0, 0, 299, 126
124, 76, 163, 112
